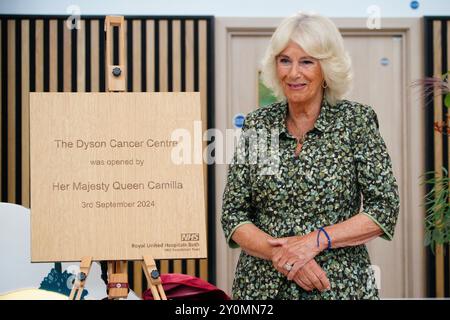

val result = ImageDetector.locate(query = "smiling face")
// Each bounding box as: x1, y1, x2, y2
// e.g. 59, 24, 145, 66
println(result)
276, 41, 325, 106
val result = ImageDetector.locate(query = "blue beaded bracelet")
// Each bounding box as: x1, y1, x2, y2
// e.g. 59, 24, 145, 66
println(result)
316, 227, 332, 250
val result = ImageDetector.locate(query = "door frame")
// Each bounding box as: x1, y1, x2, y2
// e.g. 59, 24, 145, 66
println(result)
214, 17, 425, 297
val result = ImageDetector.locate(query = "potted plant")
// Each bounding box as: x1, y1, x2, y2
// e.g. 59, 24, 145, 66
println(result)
413, 73, 450, 297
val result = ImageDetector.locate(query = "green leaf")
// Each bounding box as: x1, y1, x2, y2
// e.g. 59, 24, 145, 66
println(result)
445, 93, 450, 109
422, 167, 450, 247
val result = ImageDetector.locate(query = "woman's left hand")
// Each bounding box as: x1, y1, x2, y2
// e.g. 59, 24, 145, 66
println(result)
268, 233, 323, 281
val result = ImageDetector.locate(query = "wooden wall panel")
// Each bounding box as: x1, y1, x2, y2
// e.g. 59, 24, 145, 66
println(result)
172, 20, 182, 275
199, 20, 208, 281
184, 20, 197, 278
63, 21, 72, 92
77, 20, 85, 92
7, 20, 16, 204
130, 19, 143, 296
159, 20, 168, 93
145, 20, 155, 92
425, 16, 450, 298
0, 15, 215, 298
49, 20, 57, 92
91, 20, 100, 92
21, 20, 30, 207
432, 20, 445, 299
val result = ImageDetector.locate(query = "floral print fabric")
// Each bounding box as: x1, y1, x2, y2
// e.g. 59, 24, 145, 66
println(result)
221, 99, 400, 299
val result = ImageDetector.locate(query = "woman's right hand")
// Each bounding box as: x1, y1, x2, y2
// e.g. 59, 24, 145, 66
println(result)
293, 259, 331, 292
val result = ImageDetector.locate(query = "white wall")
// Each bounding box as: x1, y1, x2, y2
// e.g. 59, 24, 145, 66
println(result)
0, 0, 449, 17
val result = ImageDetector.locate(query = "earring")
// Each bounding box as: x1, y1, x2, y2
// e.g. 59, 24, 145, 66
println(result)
322, 81, 328, 89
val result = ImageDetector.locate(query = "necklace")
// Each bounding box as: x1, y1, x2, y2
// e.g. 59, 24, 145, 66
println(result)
287, 116, 307, 145
295, 133, 306, 145
287, 116, 307, 156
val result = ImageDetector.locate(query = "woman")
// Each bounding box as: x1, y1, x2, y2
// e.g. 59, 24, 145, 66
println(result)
221, 12, 400, 300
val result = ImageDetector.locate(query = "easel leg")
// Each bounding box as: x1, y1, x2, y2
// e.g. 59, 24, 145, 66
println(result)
107, 260, 129, 299
69, 256, 93, 300
142, 255, 167, 300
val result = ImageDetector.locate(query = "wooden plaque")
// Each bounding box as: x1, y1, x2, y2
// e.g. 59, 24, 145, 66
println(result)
30, 92, 207, 262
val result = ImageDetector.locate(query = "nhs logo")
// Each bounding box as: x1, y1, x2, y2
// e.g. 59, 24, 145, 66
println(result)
181, 233, 200, 241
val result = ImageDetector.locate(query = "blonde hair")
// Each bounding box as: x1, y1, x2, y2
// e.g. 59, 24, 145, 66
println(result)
260, 12, 352, 106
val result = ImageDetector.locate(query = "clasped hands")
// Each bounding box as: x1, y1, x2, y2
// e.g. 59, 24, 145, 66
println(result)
267, 232, 331, 292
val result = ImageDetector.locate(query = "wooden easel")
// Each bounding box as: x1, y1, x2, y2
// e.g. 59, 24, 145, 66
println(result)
69, 256, 92, 300
69, 16, 167, 300
69, 255, 166, 300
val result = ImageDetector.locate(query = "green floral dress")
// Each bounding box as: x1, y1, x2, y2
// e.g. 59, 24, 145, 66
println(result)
221, 99, 400, 300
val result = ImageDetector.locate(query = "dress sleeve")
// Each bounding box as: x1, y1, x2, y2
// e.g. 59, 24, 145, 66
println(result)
221, 118, 256, 248
353, 106, 400, 240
